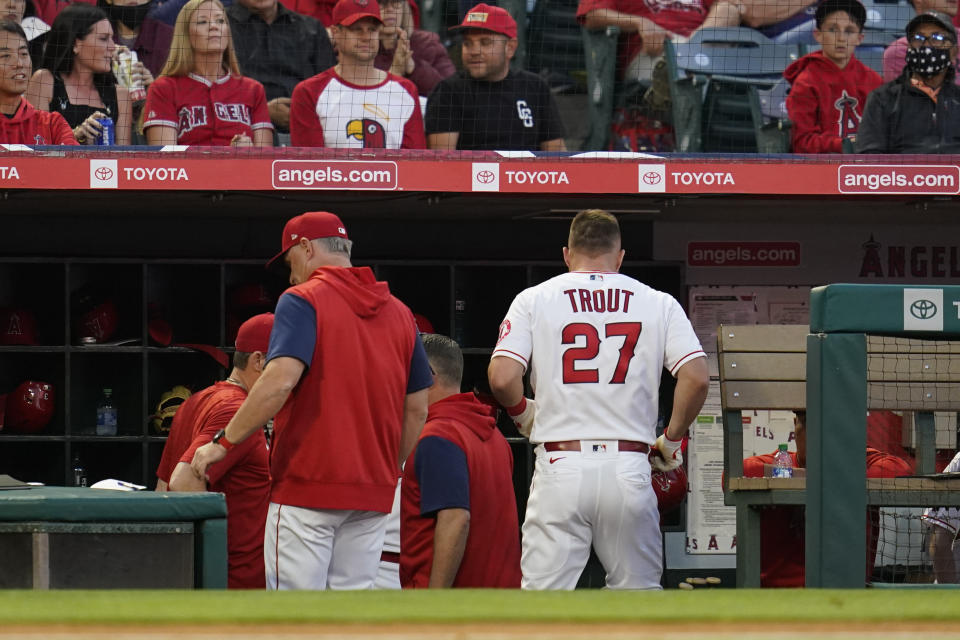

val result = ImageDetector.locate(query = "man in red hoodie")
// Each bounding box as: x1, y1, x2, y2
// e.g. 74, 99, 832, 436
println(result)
400, 333, 521, 588
742, 410, 913, 587
0, 20, 75, 144
784, 0, 881, 153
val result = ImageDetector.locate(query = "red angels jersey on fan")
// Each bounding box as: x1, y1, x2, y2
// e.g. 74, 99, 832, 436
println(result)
289, 68, 425, 149
492, 271, 704, 444
144, 74, 273, 146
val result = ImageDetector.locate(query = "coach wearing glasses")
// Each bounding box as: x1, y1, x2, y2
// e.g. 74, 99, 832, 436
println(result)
858, 10, 960, 153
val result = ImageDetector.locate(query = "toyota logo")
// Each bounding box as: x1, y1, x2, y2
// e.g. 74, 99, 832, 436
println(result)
910, 299, 937, 320
94, 166, 114, 181
476, 170, 495, 184
642, 171, 662, 185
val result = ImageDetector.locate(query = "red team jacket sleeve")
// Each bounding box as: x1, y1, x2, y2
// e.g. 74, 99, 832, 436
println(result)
50, 112, 79, 145
250, 81, 273, 131
786, 74, 843, 154
177, 400, 256, 486
143, 77, 179, 130
290, 80, 326, 147
400, 78, 426, 149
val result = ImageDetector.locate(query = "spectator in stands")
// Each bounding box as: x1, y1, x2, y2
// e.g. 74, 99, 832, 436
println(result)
576, 0, 816, 82
0, 19, 76, 142
425, 3, 565, 151
25, 3, 133, 144
857, 10, 960, 153
375, 0, 454, 97
740, 410, 912, 587
400, 334, 521, 588
5, 0, 51, 67
922, 449, 960, 584
884, 0, 959, 82
143, 0, 274, 146
227, 0, 334, 133
289, 0, 424, 148
784, 0, 881, 153
275, 0, 416, 27
98, 0, 170, 79
156, 313, 273, 589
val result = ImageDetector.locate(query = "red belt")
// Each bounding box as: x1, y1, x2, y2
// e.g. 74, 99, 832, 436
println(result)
543, 440, 649, 453
381, 551, 400, 564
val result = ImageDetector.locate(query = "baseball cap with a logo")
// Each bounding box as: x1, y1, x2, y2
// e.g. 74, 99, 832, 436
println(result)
267, 211, 350, 268
235, 313, 274, 353
451, 3, 517, 39
332, 0, 382, 26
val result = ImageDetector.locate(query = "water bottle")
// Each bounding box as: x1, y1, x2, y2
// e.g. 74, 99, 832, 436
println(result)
73, 455, 87, 487
454, 288, 466, 346
772, 443, 793, 478
96, 388, 118, 436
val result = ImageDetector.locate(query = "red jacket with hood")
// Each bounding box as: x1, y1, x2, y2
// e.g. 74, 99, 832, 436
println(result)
400, 392, 521, 588
784, 50, 881, 153
1, 99, 76, 145
269, 266, 418, 512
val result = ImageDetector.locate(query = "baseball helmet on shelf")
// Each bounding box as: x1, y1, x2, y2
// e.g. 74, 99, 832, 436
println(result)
0, 308, 38, 345
73, 286, 119, 344
150, 385, 192, 434
3, 381, 55, 433
649, 450, 688, 515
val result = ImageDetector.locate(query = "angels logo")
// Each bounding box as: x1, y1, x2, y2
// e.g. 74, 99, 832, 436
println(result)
642, 0, 707, 14
346, 119, 386, 148
178, 106, 207, 134
214, 103, 252, 125
496, 319, 511, 344
834, 90, 862, 138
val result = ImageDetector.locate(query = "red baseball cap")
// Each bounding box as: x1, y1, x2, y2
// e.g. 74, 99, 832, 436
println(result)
235, 312, 274, 353
332, 0, 382, 26
452, 3, 517, 39
267, 211, 350, 268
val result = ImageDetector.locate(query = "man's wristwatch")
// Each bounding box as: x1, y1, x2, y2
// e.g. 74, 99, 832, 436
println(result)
212, 428, 235, 451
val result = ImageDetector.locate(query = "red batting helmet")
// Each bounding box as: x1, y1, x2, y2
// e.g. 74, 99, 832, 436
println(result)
4, 381, 55, 433
0, 309, 37, 345
650, 453, 688, 515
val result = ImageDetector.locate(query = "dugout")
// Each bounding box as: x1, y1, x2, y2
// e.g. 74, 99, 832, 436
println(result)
3, 149, 960, 587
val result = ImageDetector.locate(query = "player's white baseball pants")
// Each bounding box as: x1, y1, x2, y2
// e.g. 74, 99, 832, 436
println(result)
265, 502, 388, 590
521, 441, 662, 590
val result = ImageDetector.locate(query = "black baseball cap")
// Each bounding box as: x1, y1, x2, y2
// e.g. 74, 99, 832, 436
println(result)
906, 10, 957, 43
816, 0, 867, 30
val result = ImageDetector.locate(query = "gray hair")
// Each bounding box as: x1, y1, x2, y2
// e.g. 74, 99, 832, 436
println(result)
421, 334, 463, 388
312, 236, 353, 258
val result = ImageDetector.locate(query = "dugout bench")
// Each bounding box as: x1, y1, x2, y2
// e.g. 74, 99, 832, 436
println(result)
0, 485, 227, 589
720, 284, 960, 588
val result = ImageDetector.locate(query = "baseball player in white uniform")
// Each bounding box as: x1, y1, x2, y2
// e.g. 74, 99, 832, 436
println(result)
923, 450, 960, 584
488, 208, 709, 590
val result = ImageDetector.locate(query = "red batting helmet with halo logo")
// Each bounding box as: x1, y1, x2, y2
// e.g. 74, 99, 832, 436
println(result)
3, 381, 55, 433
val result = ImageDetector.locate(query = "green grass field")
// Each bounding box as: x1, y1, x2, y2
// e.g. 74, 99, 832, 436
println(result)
1, 589, 959, 626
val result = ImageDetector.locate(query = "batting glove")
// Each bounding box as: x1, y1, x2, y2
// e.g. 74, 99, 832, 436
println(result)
506, 397, 536, 438
651, 433, 683, 472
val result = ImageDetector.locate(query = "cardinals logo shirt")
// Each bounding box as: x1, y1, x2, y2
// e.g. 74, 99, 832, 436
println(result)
289, 68, 425, 149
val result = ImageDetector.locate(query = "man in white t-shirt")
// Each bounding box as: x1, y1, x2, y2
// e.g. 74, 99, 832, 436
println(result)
487, 208, 709, 590
923, 449, 960, 583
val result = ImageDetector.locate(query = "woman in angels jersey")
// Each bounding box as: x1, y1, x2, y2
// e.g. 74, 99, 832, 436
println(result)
143, 0, 273, 146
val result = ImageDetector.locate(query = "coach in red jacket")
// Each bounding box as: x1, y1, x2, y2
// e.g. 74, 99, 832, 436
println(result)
784, 0, 882, 153
401, 333, 521, 588
0, 20, 76, 145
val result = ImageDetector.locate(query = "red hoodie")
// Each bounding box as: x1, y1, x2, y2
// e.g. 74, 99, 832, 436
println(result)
270, 265, 418, 512
400, 392, 521, 588
784, 50, 882, 153
1, 98, 77, 145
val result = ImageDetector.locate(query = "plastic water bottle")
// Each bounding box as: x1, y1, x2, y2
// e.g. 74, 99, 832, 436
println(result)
772, 443, 793, 478
96, 388, 118, 436
73, 455, 87, 487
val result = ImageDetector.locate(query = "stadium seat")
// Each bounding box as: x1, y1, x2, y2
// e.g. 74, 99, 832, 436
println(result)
581, 25, 620, 150
748, 78, 791, 154
527, 0, 585, 92
861, 0, 915, 34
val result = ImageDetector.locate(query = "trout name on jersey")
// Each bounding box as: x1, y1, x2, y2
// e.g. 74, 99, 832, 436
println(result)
564, 288, 635, 313
178, 103, 253, 133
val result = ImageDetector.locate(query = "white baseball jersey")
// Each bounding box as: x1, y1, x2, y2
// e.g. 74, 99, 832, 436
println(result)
923, 450, 960, 534
492, 270, 704, 444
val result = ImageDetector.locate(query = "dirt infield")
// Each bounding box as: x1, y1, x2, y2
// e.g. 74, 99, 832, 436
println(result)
4, 622, 960, 640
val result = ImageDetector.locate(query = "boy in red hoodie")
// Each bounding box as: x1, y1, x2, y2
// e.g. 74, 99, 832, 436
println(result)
0, 20, 75, 145
784, 0, 881, 153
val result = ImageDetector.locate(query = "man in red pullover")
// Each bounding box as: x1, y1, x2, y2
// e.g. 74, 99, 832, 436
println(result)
743, 410, 913, 587
0, 20, 75, 144
784, 0, 882, 153
400, 333, 521, 588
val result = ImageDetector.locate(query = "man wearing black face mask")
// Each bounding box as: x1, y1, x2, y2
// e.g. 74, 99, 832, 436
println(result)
97, 0, 172, 78
857, 10, 960, 153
